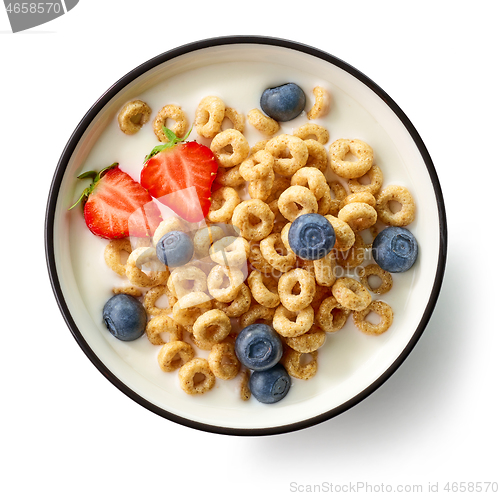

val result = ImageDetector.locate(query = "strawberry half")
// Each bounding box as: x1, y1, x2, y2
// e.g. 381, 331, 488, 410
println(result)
70, 163, 162, 239
140, 127, 218, 223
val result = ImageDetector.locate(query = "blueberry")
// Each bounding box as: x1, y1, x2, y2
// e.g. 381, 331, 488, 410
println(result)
372, 226, 418, 273
249, 364, 291, 404
156, 230, 193, 268
288, 213, 336, 260
260, 83, 306, 122
235, 323, 283, 371
102, 294, 147, 341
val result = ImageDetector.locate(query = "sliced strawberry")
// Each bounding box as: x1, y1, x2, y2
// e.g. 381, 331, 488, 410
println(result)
70, 163, 162, 239
140, 127, 218, 223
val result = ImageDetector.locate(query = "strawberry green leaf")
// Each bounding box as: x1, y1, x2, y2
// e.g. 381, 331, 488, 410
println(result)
143, 126, 193, 162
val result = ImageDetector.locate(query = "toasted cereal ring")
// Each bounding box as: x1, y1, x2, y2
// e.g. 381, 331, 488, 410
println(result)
249, 174, 274, 201
293, 123, 329, 144
208, 341, 240, 380
112, 286, 142, 297
260, 233, 296, 273
324, 215, 355, 252
348, 165, 383, 195
359, 264, 393, 294
117, 100, 152, 135
195, 96, 225, 138
153, 104, 188, 141
328, 180, 349, 216
239, 150, 274, 181
307, 86, 330, 120
210, 129, 250, 168
209, 236, 249, 267
340, 192, 377, 209
247, 108, 280, 136
239, 304, 275, 328
212, 283, 252, 318
248, 243, 275, 277
352, 300, 393, 335
157, 341, 195, 372
172, 292, 212, 326
303, 140, 328, 173
329, 139, 374, 179
239, 368, 251, 400
282, 348, 318, 380
291, 167, 330, 200
265, 134, 308, 176
192, 309, 232, 346
214, 164, 246, 187
338, 202, 378, 232
193, 225, 225, 259
125, 247, 169, 287
207, 187, 241, 223
178, 358, 216, 395
143, 284, 175, 316
313, 250, 337, 287
146, 314, 183, 345
266, 176, 291, 203
247, 270, 280, 308
278, 185, 318, 222
332, 277, 371, 311
231, 199, 275, 241
169, 265, 208, 299
285, 325, 326, 353
153, 217, 187, 247
278, 268, 316, 312
223, 107, 245, 133
317, 191, 332, 216
334, 232, 365, 269
249, 140, 269, 154
376, 185, 416, 226
273, 304, 314, 338
207, 265, 245, 302
104, 239, 132, 277
316, 296, 350, 333
310, 283, 333, 312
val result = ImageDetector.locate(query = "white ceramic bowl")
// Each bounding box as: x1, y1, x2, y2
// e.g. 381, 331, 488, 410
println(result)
45, 36, 447, 436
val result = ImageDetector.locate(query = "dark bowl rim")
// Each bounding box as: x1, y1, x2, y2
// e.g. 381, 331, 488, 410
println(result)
44, 35, 447, 437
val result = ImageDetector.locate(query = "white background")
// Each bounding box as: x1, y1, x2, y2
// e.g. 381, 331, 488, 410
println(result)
1, 1, 499, 495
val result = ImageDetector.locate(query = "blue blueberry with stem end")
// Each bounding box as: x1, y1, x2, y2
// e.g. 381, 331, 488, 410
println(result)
260, 83, 306, 122
288, 213, 336, 260
372, 226, 418, 273
235, 323, 283, 372
102, 294, 147, 341
156, 230, 193, 268
249, 363, 291, 404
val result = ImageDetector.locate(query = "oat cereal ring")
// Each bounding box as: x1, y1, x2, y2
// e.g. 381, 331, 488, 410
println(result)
303, 140, 328, 173
207, 265, 245, 303
207, 187, 241, 223
247, 270, 280, 308
239, 304, 275, 328
352, 300, 394, 336
192, 309, 232, 346
194, 96, 224, 138
266, 176, 291, 203
282, 348, 318, 380
260, 233, 296, 273
248, 243, 275, 276
307, 86, 330, 120
172, 291, 212, 327
273, 304, 314, 338
285, 325, 326, 353
169, 265, 208, 299
338, 202, 378, 232
178, 358, 216, 395
117, 100, 152, 135
313, 250, 337, 287
291, 167, 330, 200
143, 284, 174, 316
239, 150, 274, 181
157, 341, 195, 373
153, 104, 188, 141
317, 191, 332, 216
348, 165, 383, 195
316, 296, 350, 333
359, 264, 393, 295
193, 225, 225, 259
335, 232, 365, 269
278, 185, 318, 222
224, 107, 245, 133
247, 108, 280, 136
210, 129, 250, 168
249, 174, 274, 201
329, 139, 374, 179
239, 368, 251, 401
331, 277, 371, 312
125, 247, 169, 287
328, 180, 349, 216
146, 314, 183, 346
340, 192, 377, 209
112, 286, 143, 297
104, 239, 132, 277
376, 185, 416, 226
278, 268, 316, 312
324, 215, 355, 252
214, 164, 246, 187
231, 199, 275, 241
293, 123, 329, 145
265, 134, 309, 177
153, 217, 187, 247
310, 283, 333, 312
208, 341, 241, 380
212, 283, 252, 318
209, 236, 249, 267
